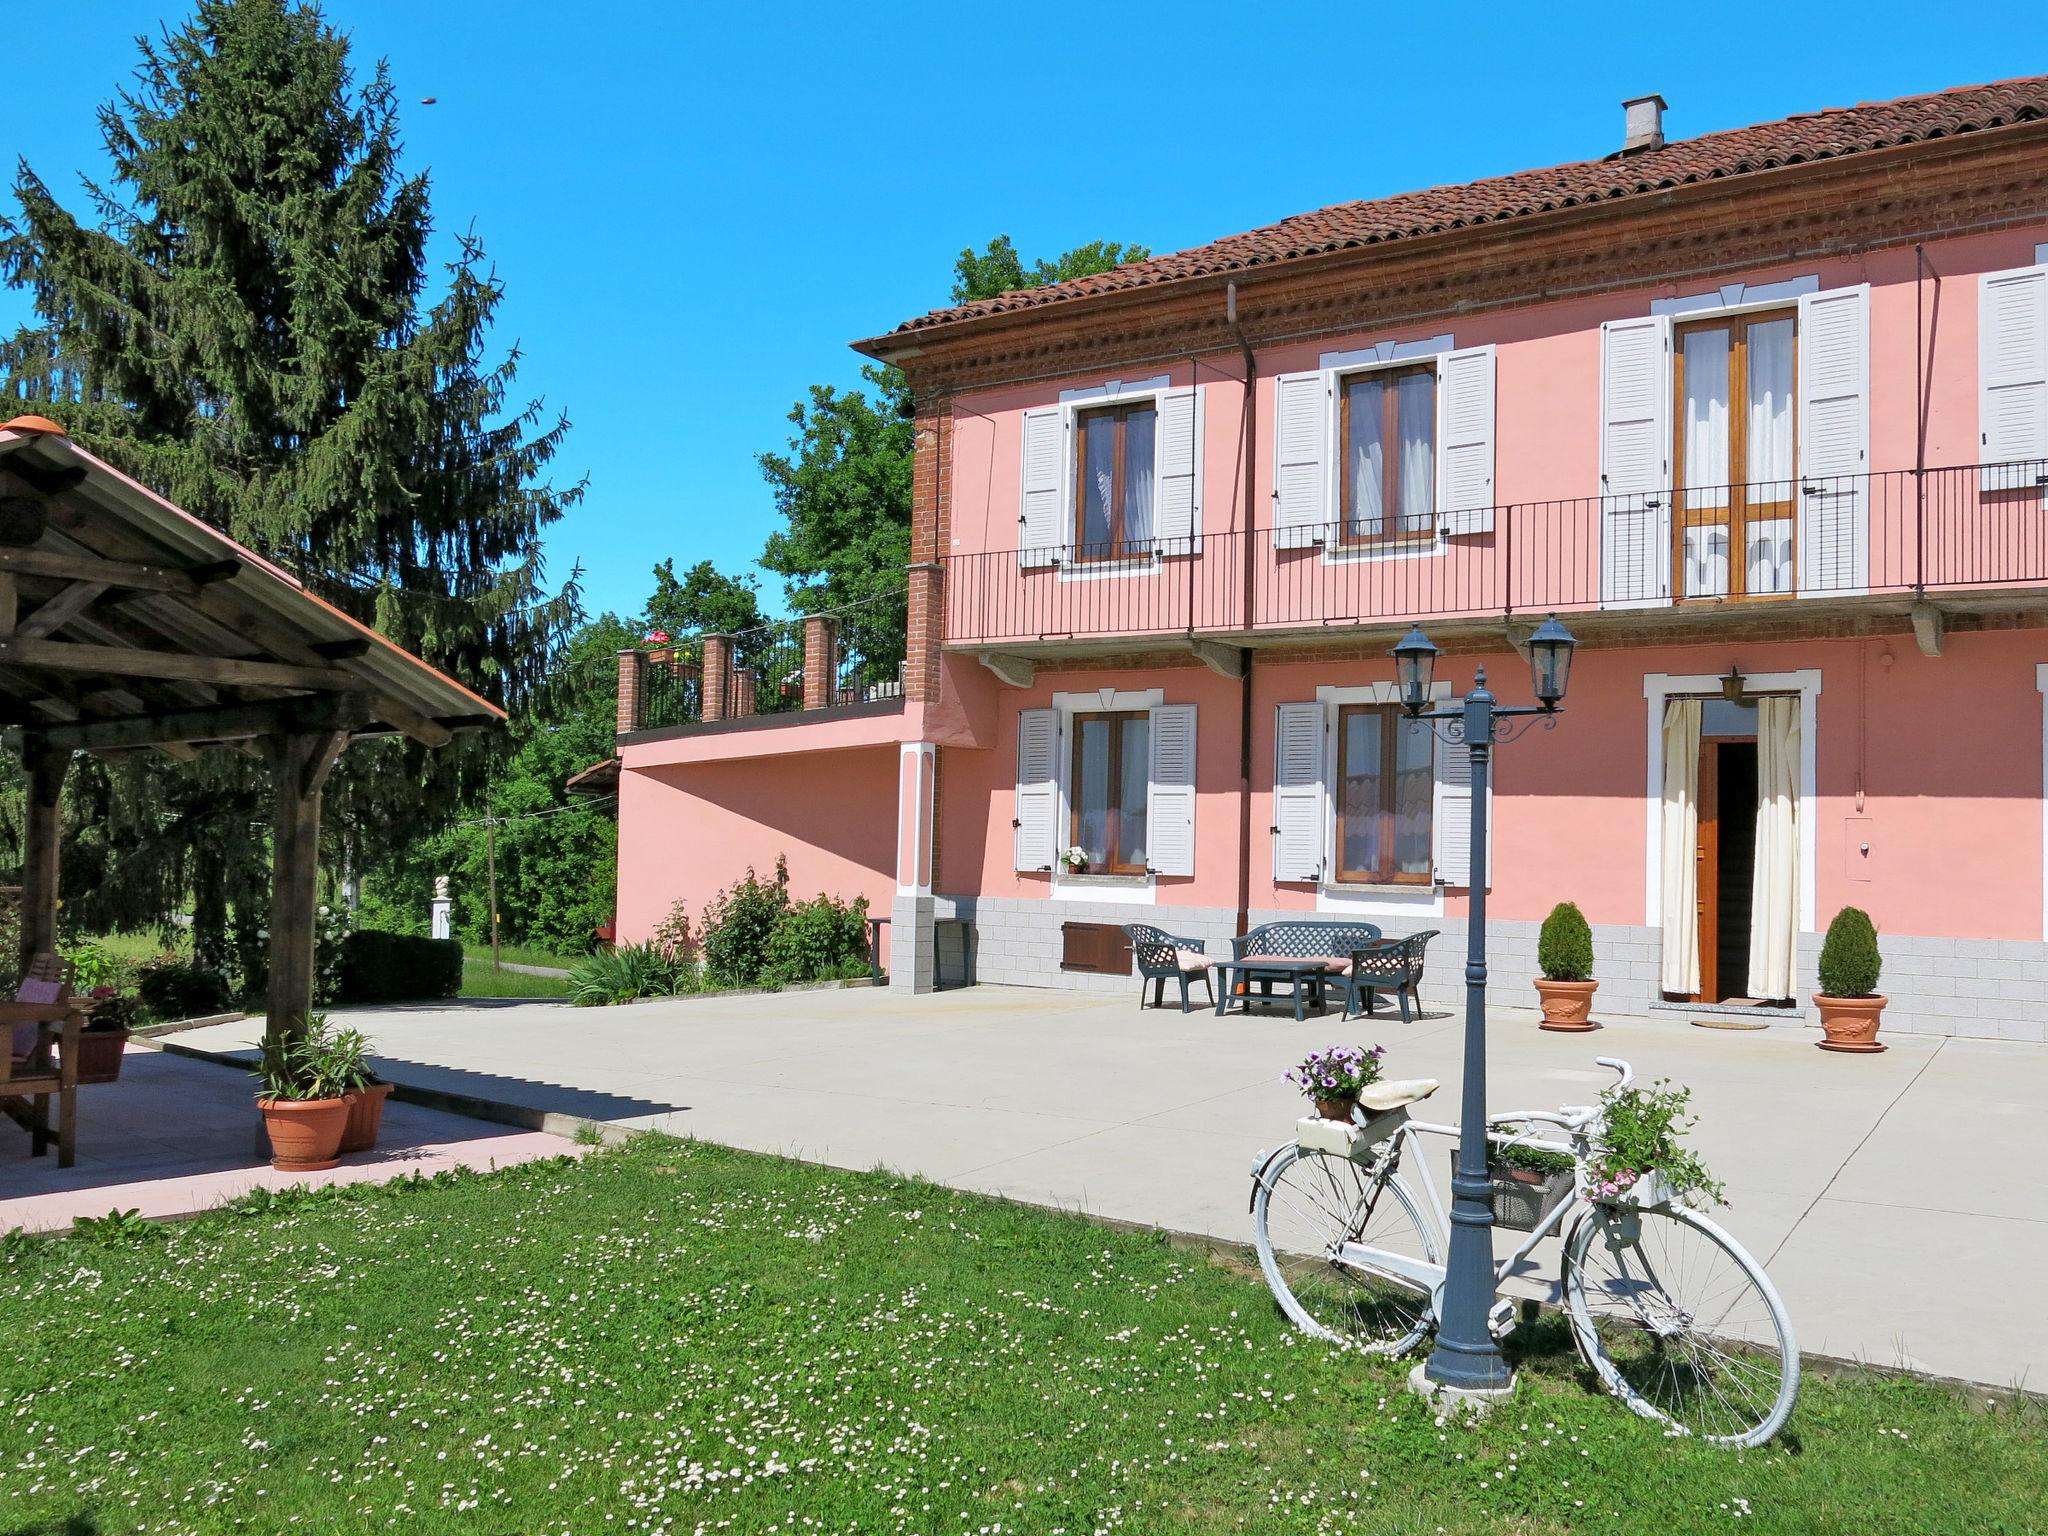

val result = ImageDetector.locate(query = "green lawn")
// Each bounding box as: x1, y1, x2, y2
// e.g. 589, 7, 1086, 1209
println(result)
464, 940, 581, 971
458, 955, 572, 999
1, 1137, 2037, 1535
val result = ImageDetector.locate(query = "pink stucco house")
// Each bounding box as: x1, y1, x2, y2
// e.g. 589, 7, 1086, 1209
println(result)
612, 77, 2048, 1041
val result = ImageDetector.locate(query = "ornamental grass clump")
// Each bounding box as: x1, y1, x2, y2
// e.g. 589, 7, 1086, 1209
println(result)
567, 944, 683, 1007
1592, 1077, 1724, 1206
1537, 901, 1595, 982
1818, 905, 1883, 997
1285, 1044, 1386, 1112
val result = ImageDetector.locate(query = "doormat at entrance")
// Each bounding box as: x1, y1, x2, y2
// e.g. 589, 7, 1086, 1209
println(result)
1690, 1016, 1769, 1031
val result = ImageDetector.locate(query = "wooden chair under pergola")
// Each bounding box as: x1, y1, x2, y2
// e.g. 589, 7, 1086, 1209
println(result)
0, 415, 504, 1165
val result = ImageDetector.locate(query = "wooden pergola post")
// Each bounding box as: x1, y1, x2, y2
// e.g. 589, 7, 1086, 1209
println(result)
263, 731, 346, 1047
18, 741, 70, 973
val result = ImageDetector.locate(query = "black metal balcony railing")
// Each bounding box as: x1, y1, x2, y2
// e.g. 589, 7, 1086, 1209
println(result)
940, 463, 2048, 648
634, 588, 909, 733
641, 655, 700, 727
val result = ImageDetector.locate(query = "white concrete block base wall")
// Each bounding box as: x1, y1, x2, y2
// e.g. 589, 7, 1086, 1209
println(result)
919, 902, 2042, 1043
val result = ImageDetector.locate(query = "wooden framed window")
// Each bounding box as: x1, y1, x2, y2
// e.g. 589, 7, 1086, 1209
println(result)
1073, 402, 1159, 560
1672, 311, 1798, 600
1069, 709, 1150, 875
1340, 364, 1437, 543
1335, 704, 1433, 884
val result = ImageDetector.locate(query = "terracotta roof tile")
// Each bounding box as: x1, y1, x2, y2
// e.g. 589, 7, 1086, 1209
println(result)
871, 76, 2048, 343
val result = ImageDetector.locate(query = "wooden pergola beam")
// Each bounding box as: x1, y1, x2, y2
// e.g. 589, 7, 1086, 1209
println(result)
0, 635, 363, 692
263, 729, 350, 1046
17, 742, 69, 973
0, 546, 204, 596
15, 580, 111, 640
7, 692, 374, 753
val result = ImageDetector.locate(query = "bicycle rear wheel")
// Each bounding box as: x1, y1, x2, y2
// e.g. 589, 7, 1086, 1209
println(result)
1251, 1142, 1437, 1355
1563, 1202, 1798, 1447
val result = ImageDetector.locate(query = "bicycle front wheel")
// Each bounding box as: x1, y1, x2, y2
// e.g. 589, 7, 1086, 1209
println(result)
1251, 1142, 1438, 1355
1563, 1202, 1799, 1447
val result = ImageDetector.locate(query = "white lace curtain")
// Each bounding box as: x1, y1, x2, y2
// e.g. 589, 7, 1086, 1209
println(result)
1747, 696, 1800, 1000
1659, 698, 1702, 996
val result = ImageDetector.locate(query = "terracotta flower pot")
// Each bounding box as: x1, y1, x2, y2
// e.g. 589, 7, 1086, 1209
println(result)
258, 1096, 350, 1171
1535, 978, 1599, 1032
68, 1027, 130, 1084
1314, 1095, 1359, 1122
339, 1081, 394, 1154
1815, 993, 1887, 1053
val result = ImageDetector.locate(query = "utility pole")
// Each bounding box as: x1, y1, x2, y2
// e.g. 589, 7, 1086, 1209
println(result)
484, 817, 501, 971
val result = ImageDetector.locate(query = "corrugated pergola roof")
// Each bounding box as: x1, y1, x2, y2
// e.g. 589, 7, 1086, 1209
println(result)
0, 416, 504, 755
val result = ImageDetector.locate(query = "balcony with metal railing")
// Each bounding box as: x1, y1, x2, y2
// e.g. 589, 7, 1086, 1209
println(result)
940, 463, 2048, 652
619, 587, 909, 740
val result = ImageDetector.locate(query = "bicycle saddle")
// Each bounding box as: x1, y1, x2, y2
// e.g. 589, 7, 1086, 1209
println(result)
1358, 1078, 1440, 1111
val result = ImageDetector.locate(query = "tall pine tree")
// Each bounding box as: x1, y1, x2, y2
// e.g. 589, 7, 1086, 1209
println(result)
0, 0, 579, 958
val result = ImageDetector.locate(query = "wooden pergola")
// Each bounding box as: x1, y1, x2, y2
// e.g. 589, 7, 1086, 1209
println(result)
0, 415, 504, 1042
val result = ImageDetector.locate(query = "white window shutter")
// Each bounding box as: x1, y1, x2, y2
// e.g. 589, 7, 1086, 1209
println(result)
1014, 708, 1058, 872
1437, 345, 1497, 535
1271, 702, 1326, 882
1018, 408, 1065, 569
1155, 387, 1201, 554
1598, 315, 1672, 606
1797, 285, 1870, 594
1979, 265, 2048, 498
1272, 371, 1330, 549
1431, 705, 1487, 888
1146, 704, 1197, 877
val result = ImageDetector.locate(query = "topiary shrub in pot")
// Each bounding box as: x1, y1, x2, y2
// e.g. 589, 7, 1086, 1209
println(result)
1534, 901, 1599, 1032
1815, 906, 1886, 1053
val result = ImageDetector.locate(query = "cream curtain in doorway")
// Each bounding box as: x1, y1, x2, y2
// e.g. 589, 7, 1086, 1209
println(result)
1747, 696, 1800, 1001
1659, 699, 1703, 996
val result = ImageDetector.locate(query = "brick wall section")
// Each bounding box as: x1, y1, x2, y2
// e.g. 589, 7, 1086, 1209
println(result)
802, 616, 837, 709
701, 635, 731, 722
615, 649, 646, 735
730, 668, 756, 718
905, 407, 951, 703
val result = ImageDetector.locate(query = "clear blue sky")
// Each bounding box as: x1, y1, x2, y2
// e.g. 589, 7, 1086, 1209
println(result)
8, 3, 2044, 622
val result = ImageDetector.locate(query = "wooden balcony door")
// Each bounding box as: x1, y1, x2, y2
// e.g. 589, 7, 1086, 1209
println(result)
1673, 313, 1799, 601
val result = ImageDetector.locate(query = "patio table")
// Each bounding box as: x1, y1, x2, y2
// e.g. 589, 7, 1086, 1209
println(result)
1211, 956, 1334, 1023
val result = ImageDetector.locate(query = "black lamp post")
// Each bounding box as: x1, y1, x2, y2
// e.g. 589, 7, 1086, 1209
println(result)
1395, 614, 1578, 1399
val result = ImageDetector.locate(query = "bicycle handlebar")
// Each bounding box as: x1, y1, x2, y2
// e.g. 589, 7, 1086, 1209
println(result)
1595, 1056, 1634, 1091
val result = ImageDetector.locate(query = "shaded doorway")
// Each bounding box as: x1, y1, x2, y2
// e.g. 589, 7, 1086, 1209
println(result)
1696, 736, 1759, 1004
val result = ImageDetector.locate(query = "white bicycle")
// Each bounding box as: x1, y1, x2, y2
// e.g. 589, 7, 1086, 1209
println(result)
1249, 1057, 1798, 1447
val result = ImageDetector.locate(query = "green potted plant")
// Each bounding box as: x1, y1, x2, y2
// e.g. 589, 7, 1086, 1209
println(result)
252, 1014, 354, 1171
1534, 901, 1598, 1031
1815, 906, 1886, 1053
1590, 1078, 1724, 1209
72, 986, 140, 1083
331, 1025, 391, 1153
1285, 1043, 1387, 1121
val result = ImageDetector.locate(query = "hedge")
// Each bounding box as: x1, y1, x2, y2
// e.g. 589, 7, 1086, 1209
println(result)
336, 930, 465, 1004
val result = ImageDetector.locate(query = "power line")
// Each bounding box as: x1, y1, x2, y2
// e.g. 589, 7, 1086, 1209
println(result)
458, 793, 615, 830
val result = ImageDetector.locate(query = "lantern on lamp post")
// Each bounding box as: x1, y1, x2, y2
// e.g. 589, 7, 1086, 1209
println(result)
1396, 614, 1578, 1402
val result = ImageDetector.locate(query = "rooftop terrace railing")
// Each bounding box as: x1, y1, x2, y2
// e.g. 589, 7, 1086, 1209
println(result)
939, 463, 2048, 648
621, 586, 909, 736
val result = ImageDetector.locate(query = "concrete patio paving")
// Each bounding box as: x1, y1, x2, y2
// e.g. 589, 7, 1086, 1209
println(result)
166, 984, 2047, 1390
0, 1041, 582, 1232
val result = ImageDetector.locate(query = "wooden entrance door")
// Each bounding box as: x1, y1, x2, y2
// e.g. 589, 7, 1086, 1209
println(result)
1694, 745, 1720, 1004
1691, 735, 1764, 1004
